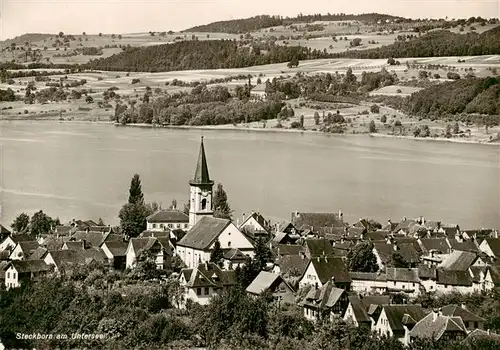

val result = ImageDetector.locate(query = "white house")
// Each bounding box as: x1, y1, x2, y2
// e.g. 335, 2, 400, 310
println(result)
179, 261, 237, 308
349, 271, 387, 295
435, 269, 474, 294
386, 268, 421, 298
146, 209, 190, 231
250, 83, 267, 100
298, 256, 351, 290
9, 241, 40, 260
344, 295, 390, 328
478, 238, 500, 259
246, 271, 295, 304
3, 260, 51, 289
238, 211, 271, 236
418, 265, 438, 293
176, 216, 255, 269
372, 304, 425, 346
101, 241, 128, 270
0, 234, 32, 253
125, 237, 170, 270
301, 281, 349, 322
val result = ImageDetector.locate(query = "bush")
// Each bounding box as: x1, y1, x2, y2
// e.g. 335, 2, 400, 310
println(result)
369, 120, 376, 132
290, 121, 302, 129
131, 78, 140, 84
370, 104, 380, 113
380, 115, 387, 123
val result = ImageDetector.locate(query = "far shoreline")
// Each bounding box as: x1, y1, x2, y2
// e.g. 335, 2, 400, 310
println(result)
1, 117, 499, 147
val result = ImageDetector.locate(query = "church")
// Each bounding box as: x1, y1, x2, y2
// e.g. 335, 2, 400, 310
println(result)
175, 137, 255, 269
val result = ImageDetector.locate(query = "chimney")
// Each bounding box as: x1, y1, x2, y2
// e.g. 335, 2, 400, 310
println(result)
85, 227, 89, 233
205, 261, 209, 270
432, 309, 439, 322
403, 216, 407, 221
393, 244, 398, 251
338, 210, 343, 217
276, 223, 280, 233
388, 219, 392, 226
236, 218, 240, 227
461, 303, 467, 311
242, 213, 246, 222
295, 211, 300, 218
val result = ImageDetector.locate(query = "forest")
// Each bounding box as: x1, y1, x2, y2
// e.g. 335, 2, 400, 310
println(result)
183, 13, 404, 33
332, 26, 500, 59
85, 40, 332, 72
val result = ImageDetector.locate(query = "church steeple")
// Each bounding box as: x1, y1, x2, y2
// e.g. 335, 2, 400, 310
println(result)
188, 137, 214, 228
190, 136, 214, 186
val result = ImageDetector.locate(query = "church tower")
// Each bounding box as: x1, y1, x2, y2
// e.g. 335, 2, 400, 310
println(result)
189, 137, 214, 228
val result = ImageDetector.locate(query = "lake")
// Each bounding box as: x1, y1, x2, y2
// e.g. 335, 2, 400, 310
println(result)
0, 121, 499, 230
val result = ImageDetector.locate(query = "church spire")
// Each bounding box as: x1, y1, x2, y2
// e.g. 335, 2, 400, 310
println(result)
190, 136, 213, 185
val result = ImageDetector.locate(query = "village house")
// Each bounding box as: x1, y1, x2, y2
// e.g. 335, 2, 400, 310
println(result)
303, 238, 335, 258
125, 237, 171, 270
44, 249, 105, 273
272, 231, 299, 245
69, 230, 122, 249
343, 295, 390, 329
409, 309, 468, 342
484, 265, 500, 290
478, 238, 500, 259
435, 269, 474, 294
372, 242, 421, 270
274, 244, 305, 259
8, 241, 40, 260
146, 209, 190, 231
349, 271, 387, 295
222, 248, 248, 270
246, 271, 295, 304
291, 211, 344, 234
3, 260, 52, 289
238, 211, 272, 237
372, 304, 426, 346
272, 254, 309, 284
101, 241, 129, 270
0, 233, 33, 253
179, 261, 236, 308
301, 281, 349, 322
386, 268, 421, 298
441, 304, 485, 332
298, 256, 351, 290
418, 265, 437, 292
438, 250, 485, 271
250, 83, 267, 100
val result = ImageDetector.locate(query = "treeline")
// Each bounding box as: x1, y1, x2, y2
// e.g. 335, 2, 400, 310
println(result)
404, 77, 500, 119
85, 40, 330, 72
183, 13, 405, 33
332, 26, 500, 58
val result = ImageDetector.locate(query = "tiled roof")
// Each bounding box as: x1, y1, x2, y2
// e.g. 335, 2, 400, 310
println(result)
488, 265, 500, 284
17, 241, 40, 255
365, 230, 389, 241
307, 256, 351, 284
448, 239, 479, 253
181, 262, 236, 288
177, 217, 231, 250
47, 250, 88, 267
437, 270, 473, 286
0, 224, 11, 235
419, 238, 450, 255
361, 295, 390, 309
484, 238, 500, 257
28, 247, 48, 260
349, 271, 387, 281
277, 244, 304, 256
466, 329, 500, 341
147, 209, 189, 223
103, 241, 128, 257
241, 212, 271, 232
9, 260, 52, 274
130, 237, 160, 255
305, 238, 334, 257
223, 248, 248, 261
410, 312, 467, 340
11, 234, 33, 243
291, 212, 344, 231
439, 251, 478, 271
189, 137, 213, 185
347, 295, 371, 323
275, 255, 309, 277
441, 305, 485, 323
469, 266, 487, 283
418, 265, 437, 280
386, 268, 420, 283
63, 241, 85, 251
302, 281, 346, 309
246, 271, 293, 295
383, 304, 425, 332
70, 231, 119, 248
374, 243, 421, 266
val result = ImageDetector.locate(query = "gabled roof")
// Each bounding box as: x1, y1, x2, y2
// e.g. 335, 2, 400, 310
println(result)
177, 217, 231, 250
483, 238, 500, 257
223, 248, 248, 261
347, 295, 371, 323
302, 281, 346, 309
437, 269, 473, 286
382, 304, 425, 332
419, 238, 450, 255
103, 241, 128, 257
70, 231, 119, 248
130, 237, 161, 255
140, 230, 170, 238
181, 262, 236, 288
277, 244, 304, 256
365, 230, 389, 241
55, 225, 75, 236
8, 259, 52, 274
16, 241, 40, 255
47, 250, 89, 267
439, 251, 478, 271
28, 247, 48, 260
11, 233, 33, 243
374, 243, 420, 266
304, 238, 334, 257
349, 271, 387, 281
246, 271, 293, 295
361, 295, 391, 310
241, 212, 271, 232
291, 212, 344, 231
0, 224, 11, 235
386, 268, 420, 283
147, 209, 189, 223
418, 264, 437, 280
466, 329, 500, 341
275, 255, 309, 277
306, 256, 351, 284
189, 137, 213, 186
63, 241, 85, 251
410, 312, 467, 340
487, 265, 500, 284
441, 305, 485, 323
469, 266, 487, 283
448, 239, 479, 253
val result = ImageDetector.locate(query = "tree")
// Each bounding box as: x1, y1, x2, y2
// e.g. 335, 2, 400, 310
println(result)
58, 31, 64, 37
85, 95, 93, 103
369, 120, 377, 133
381, 115, 387, 123
128, 174, 144, 205
392, 251, 410, 268
453, 122, 460, 134
97, 218, 105, 226
287, 56, 299, 68
299, 115, 304, 127
314, 111, 320, 125
213, 183, 232, 220
370, 104, 380, 113
11, 213, 30, 233
30, 210, 56, 237
209, 239, 224, 267
347, 242, 378, 272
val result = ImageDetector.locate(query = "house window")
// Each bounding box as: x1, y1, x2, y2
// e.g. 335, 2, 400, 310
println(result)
204, 287, 209, 295
7, 272, 10, 279
228, 241, 231, 247
228, 231, 231, 235
184, 224, 188, 228
168, 224, 173, 228
474, 322, 478, 328
13, 272, 16, 279
196, 288, 202, 296
177, 224, 180, 229
201, 199, 207, 210
153, 223, 157, 228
